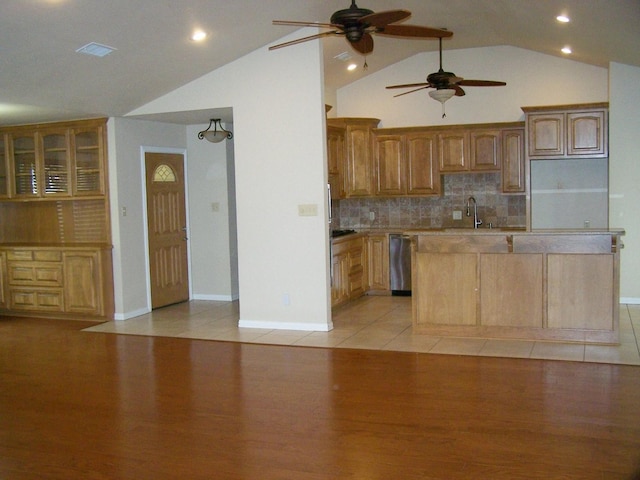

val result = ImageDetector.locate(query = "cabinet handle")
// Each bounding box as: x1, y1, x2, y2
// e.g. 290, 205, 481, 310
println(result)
506, 235, 513, 253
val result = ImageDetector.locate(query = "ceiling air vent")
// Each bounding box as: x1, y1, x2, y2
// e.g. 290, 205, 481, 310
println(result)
75, 42, 117, 57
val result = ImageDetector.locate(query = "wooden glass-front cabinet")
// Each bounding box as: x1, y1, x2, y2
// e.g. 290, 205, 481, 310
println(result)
0, 118, 106, 199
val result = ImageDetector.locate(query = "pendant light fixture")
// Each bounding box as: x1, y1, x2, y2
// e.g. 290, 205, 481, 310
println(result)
198, 118, 233, 143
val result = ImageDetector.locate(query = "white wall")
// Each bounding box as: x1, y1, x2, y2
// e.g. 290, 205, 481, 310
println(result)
609, 62, 640, 302
186, 122, 238, 301
337, 46, 608, 126
107, 117, 186, 318
128, 30, 332, 330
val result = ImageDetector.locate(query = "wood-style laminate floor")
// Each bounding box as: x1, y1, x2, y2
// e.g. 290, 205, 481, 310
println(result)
1, 305, 640, 478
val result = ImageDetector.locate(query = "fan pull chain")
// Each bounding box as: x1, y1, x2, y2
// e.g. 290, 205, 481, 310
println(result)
363, 57, 368, 70
441, 103, 446, 118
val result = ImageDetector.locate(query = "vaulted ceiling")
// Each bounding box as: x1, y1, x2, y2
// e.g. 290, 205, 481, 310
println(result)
1, 0, 638, 126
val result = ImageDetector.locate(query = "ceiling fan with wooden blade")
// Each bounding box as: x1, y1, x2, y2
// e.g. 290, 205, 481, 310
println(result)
386, 37, 506, 116
270, 0, 452, 55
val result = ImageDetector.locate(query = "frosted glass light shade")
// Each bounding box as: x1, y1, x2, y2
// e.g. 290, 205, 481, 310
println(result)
428, 89, 456, 103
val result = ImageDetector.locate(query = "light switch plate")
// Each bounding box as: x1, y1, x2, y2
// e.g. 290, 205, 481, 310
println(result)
298, 204, 318, 216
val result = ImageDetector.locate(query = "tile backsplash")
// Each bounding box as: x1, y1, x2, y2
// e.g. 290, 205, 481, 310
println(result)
335, 173, 526, 229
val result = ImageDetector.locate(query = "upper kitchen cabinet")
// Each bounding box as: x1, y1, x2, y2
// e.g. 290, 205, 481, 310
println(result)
501, 127, 525, 193
0, 135, 8, 198
523, 103, 608, 159
328, 118, 380, 197
437, 124, 512, 174
372, 128, 440, 196
0, 118, 107, 200
327, 124, 346, 199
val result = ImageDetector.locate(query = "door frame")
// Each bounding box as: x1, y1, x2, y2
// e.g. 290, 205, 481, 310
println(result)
140, 146, 192, 310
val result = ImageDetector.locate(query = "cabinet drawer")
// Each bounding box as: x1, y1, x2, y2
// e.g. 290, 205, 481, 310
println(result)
8, 263, 63, 287
9, 288, 64, 311
7, 250, 34, 261
34, 250, 62, 262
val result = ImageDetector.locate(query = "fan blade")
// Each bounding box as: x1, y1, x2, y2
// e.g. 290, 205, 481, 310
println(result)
269, 31, 338, 50
457, 79, 506, 87
377, 24, 453, 38
453, 85, 466, 96
273, 20, 336, 29
386, 82, 430, 89
351, 33, 374, 54
393, 86, 430, 98
360, 9, 410, 27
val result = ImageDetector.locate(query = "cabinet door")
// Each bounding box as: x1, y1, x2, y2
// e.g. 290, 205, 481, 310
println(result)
413, 252, 477, 327
373, 134, 404, 196
0, 251, 6, 309
63, 251, 101, 314
345, 125, 374, 196
327, 126, 346, 199
438, 131, 469, 172
547, 253, 614, 331
40, 130, 70, 197
406, 132, 440, 195
480, 253, 543, 327
502, 128, 525, 193
367, 234, 389, 291
331, 250, 350, 307
527, 113, 564, 157
0, 135, 9, 198
72, 126, 105, 196
347, 238, 365, 299
11, 134, 39, 197
470, 130, 501, 171
567, 110, 607, 157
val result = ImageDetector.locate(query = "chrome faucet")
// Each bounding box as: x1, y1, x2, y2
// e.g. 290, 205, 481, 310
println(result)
466, 196, 483, 229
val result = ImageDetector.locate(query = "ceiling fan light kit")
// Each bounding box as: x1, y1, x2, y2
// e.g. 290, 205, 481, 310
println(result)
386, 37, 506, 118
198, 119, 233, 143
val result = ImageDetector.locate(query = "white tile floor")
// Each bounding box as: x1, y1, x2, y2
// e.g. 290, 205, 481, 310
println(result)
85, 296, 640, 365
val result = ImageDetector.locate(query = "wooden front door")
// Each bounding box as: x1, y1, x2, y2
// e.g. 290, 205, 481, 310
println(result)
145, 153, 189, 309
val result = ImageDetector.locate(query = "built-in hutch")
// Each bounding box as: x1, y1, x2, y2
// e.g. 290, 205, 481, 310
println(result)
0, 118, 113, 320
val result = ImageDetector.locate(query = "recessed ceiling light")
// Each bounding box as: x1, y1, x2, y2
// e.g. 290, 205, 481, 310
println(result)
561, 46, 572, 54
190, 30, 208, 42
347, 63, 357, 71
76, 42, 116, 57
556, 14, 570, 23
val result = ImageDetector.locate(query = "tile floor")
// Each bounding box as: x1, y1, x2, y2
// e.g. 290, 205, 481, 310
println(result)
85, 296, 640, 366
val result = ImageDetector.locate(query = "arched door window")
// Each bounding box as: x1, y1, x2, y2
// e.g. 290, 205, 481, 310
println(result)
152, 164, 177, 182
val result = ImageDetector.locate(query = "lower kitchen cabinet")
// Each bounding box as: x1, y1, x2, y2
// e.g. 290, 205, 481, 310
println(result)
367, 234, 389, 291
412, 231, 622, 344
331, 235, 365, 307
1, 245, 113, 319
0, 251, 7, 309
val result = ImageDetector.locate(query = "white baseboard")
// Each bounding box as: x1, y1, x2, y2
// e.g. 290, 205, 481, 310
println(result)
239, 319, 334, 332
114, 307, 151, 321
192, 294, 238, 301
620, 297, 640, 305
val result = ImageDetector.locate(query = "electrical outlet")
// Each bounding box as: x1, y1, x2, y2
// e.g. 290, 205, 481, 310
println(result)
369, 211, 375, 221
452, 210, 463, 220
211, 202, 220, 212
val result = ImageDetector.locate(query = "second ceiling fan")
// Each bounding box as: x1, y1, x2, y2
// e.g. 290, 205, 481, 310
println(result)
269, 0, 452, 55
386, 37, 507, 116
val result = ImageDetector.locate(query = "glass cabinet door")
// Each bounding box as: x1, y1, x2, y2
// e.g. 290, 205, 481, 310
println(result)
0, 135, 8, 197
73, 128, 103, 195
41, 131, 70, 196
12, 135, 38, 196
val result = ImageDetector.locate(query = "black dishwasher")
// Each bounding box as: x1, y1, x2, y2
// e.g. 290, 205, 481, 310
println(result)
389, 234, 411, 296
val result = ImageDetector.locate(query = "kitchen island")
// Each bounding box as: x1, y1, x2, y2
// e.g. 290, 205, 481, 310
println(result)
410, 229, 624, 344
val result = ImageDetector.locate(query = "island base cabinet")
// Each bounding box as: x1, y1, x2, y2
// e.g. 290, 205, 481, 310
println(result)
480, 253, 543, 327
547, 254, 614, 331
411, 232, 621, 344
413, 253, 477, 329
